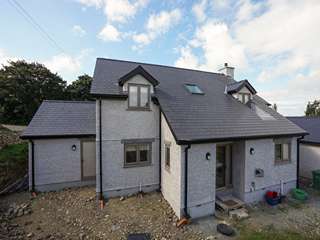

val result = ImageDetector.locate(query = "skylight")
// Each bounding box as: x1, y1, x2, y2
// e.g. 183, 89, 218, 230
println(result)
185, 84, 204, 94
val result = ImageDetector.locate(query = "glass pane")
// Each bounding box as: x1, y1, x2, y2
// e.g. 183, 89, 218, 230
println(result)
165, 146, 170, 167
129, 86, 138, 107
283, 144, 289, 160
185, 84, 203, 94
140, 86, 149, 107
139, 144, 149, 162
126, 145, 137, 163
216, 146, 226, 188
275, 144, 282, 161
244, 94, 249, 103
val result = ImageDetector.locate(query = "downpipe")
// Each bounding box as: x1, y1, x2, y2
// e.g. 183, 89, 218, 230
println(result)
98, 99, 105, 209
296, 136, 304, 189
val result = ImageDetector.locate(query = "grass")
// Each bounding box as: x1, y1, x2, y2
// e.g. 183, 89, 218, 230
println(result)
0, 142, 28, 189
237, 223, 312, 240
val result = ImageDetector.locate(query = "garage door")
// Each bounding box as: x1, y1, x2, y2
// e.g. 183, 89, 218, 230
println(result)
81, 140, 96, 180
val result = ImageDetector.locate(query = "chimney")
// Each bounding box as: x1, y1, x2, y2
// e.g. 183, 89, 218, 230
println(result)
219, 63, 234, 79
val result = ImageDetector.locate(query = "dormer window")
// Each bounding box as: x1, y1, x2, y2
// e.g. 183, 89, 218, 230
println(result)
128, 83, 150, 110
225, 80, 257, 105
238, 93, 251, 104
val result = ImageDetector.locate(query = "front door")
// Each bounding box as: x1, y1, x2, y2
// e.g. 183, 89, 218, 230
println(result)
81, 140, 96, 180
216, 146, 226, 189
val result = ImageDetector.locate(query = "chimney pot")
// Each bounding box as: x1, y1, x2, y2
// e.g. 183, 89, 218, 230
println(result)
219, 63, 234, 79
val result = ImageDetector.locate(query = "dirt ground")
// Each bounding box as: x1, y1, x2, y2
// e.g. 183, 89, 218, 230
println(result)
1, 187, 320, 240
0, 187, 207, 240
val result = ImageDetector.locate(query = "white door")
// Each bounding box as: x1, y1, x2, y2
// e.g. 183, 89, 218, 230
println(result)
82, 140, 96, 179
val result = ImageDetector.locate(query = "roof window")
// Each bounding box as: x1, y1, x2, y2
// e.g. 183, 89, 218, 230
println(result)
185, 84, 204, 94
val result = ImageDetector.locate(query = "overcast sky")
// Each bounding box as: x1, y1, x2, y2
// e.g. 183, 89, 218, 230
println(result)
1, 0, 319, 116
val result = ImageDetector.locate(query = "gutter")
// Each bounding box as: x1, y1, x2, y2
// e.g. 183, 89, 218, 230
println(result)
30, 140, 36, 196
98, 99, 104, 208
183, 144, 191, 219
158, 111, 162, 191
296, 136, 304, 189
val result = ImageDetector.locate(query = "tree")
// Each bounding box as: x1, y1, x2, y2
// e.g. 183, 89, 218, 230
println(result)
66, 74, 93, 101
305, 100, 320, 116
0, 60, 67, 125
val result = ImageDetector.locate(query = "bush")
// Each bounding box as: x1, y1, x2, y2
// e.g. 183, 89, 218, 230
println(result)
0, 142, 28, 189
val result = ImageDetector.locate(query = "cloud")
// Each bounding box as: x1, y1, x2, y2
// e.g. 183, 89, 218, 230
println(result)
72, 25, 86, 37
192, 0, 207, 23
43, 49, 92, 82
103, 0, 148, 23
76, 0, 103, 8
175, 21, 247, 71
174, 47, 199, 69
77, 0, 148, 43
132, 8, 182, 47
260, 70, 320, 116
97, 24, 121, 41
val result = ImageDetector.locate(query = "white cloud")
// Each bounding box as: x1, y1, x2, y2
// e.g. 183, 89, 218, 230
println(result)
132, 9, 182, 47
175, 21, 247, 71
235, 0, 263, 24
174, 47, 199, 69
76, 0, 103, 8
44, 49, 91, 82
72, 25, 86, 37
103, 0, 148, 23
260, 70, 320, 116
97, 24, 121, 41
192, 0, 207, 23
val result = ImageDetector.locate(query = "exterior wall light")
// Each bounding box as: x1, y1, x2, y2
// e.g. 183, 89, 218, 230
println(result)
206, 152, 211, 160
250, 147, 255, 155
71, 144, 77, 151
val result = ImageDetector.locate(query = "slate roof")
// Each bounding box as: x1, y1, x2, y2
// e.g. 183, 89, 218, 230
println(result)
92, 58, 306, 144
226, 80, 257, 94
21, 100, 96, 139
287, 117, 320, 144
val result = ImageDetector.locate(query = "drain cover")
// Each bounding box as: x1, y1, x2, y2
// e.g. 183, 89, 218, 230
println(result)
127, 233, 151, 240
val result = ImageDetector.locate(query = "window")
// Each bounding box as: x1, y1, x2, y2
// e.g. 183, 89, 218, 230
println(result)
124, 143, 152, 167
274, 139, 291, 164
185, 84, 204, 94
238, 93, 251, 104
128, 84, 150, 109
165, 142, 171, 170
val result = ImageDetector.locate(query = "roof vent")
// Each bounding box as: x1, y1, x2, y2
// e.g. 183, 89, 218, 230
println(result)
219, 63, 234, 79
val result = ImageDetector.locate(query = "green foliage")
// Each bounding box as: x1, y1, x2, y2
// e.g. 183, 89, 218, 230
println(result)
0, 60, 94, 125
0, 143, 28, 188
66, 74, 93, 101
305, 100, 320, 116
0, 60, 67, 125
238, 225, 308, 240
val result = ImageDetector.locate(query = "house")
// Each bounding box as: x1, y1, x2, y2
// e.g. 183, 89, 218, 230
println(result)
287, 117, 320, 181
21, 59, 307, 219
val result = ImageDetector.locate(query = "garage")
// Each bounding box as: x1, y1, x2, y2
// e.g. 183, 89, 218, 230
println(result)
21, 100, 96, 192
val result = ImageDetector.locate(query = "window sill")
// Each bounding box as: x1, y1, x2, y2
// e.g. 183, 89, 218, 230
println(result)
126, 107, 151, 112
275, 160, 291, 166
124, 162, 152, 168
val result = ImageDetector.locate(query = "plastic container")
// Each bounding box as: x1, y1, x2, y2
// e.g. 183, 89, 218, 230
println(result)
312, 170, 320, 190
265, 191, 281, 206
291, 188, 308, 201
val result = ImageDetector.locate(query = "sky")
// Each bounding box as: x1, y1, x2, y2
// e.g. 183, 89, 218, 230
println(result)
0, 0, 319, 116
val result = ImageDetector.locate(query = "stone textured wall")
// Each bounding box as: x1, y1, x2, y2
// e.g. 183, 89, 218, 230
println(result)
161, 113, 182, 218
96, 91, 160, 197
182, 143, 216, 219
243, 137, 297, 202
30, 138, 81, 188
